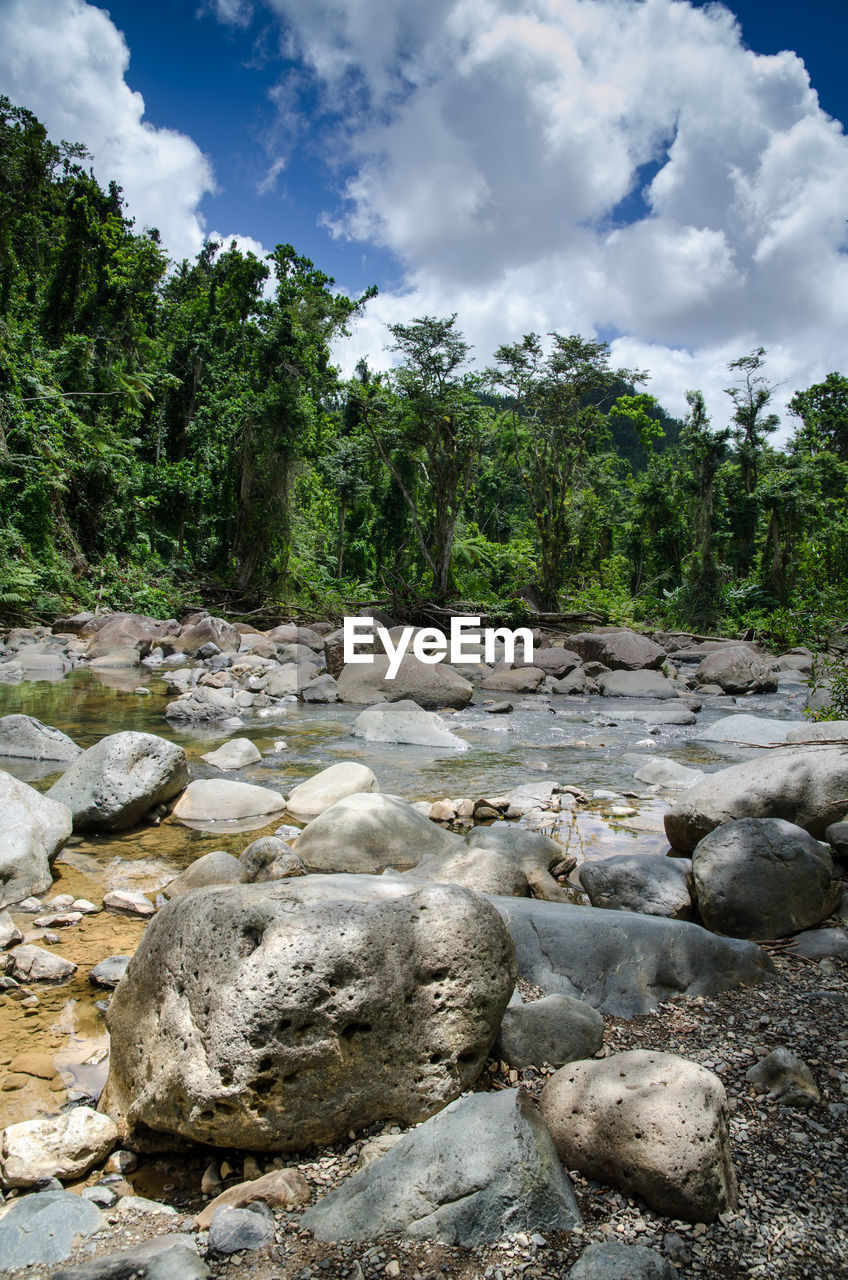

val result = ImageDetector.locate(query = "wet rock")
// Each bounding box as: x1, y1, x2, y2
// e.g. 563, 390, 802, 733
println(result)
100, 875, 516, 1151
480, 666, 547, 693
0, 770, 72, 907
825, 818, 848, 858
0, 713, 81, 761
293, 792, 460, 873
52, 1233, 209, 1279
88, 648, 146, 669
285, 761, 378, 821
47, 732, 189, 832
162, 850, 248, 896
353, 699, 467, 749
302, 1087, 581, 1244
200, 738, 262, 770
664, 745, 848, 852
692, 818, 836, 939
745, 1047, 821, 1106
0, 1188, 103, 1267
0, 1105, 118, 1187
164, 687, 237, 721
597, 670, 678, 699
632, 757, 704, 788
567, 630, 666, 671
696, 713, 808, 746
694, 645, 778, 693
89, 955, 131, 987
579, 854, 694, 920
239, 837, 304, 882
6, 944, 77, 981
615, 703, 697, 726
171, 778, 286, 823
567, 1241, 676, 1279
490, 897, 772, 1017
541, 1050, 736, 1222
337, 652, 473, 710
209, 1201, 275, 1253
0, 909, 23, 948
103, 889, 156, 916
196, 1167, 310, 1228
495, 993, 603, 1067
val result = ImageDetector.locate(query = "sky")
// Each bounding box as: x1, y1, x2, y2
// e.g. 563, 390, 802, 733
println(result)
1, 0, 847, 432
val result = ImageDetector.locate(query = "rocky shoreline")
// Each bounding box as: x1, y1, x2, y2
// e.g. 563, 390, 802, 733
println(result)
0, 612, 846, 1279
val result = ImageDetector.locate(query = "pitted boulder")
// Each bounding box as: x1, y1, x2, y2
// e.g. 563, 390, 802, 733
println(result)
100, 874, 516, 1151
47, 732, 188, 831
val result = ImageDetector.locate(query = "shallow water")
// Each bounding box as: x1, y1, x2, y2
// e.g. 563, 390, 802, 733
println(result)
0, 663, 811, 1128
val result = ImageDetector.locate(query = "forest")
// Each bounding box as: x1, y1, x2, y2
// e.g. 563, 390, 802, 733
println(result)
2, 95, 847, 650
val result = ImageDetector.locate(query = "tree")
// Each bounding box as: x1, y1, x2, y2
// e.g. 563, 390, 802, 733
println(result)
789, 373, 848, 461
355, 315, 492, 602
724, 347, 780, 577
489, 333, 651, 609
679, 390, 729, 629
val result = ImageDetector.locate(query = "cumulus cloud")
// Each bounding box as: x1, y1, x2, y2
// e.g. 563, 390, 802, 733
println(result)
257, 0, 848, 425
0, 0, 214, 263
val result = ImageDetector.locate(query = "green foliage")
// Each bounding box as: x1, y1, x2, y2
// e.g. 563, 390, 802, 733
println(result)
805, 652, 848, 722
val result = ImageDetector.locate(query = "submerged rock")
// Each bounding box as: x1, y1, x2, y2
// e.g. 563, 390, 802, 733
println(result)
200, 738, 262, 770
100, 874, 516, 1151
353, 699, 468, 749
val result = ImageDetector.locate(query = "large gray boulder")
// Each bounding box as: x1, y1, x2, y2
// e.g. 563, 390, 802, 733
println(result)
352, 700, 467, 750
694, 645, 778, 693
567, 630, 666, 671
0, 771, 72, 907
691, 818, 837, 939
47, 732, 188, 831
51, 1235, 210, 1280
490, 896, 772, 1017
664, 745, 848, 852
285, 762, 378, 821
163, 850, 249, 897
293, 793, 460, 873
525, 647, 582, 677
480, 667, 546, 693
0, 1189, 103, 1268
496, 994, 603, 1068
541, 1050, 737, 1222
597, 670, 678, 699
171, 779, 286, 824
337, 653, 472, 710
0, 714, 81, 761
579, 855, 694, 920
302, 1088, 580, 1244
787, 720, 848, 743
167, 613, 241, 655
696, 713, 808, 746
100, 875, 516, 1151
85, 613, 175, 659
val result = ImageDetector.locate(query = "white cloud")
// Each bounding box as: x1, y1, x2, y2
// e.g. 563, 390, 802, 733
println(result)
0, 0, 215, 263
256, 0, 848, 429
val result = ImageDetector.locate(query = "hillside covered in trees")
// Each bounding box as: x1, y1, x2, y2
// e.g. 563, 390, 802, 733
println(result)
2, 96, 847, 648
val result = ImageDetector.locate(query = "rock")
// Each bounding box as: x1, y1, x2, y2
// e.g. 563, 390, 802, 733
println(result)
490, 897, 772, 1017
0, 909, 23, 948
567, 1241, 677, 1280
633, 757, 704, 788
171, 778, 286, 823
664, 745, 848, 852
551, 668, 592, 696
696, 713, 808, 746
0, 713, 81, 761
302, 1087, 580, 1244
89, 955, 131, 987
567, 630, 666, 671
6, 944, 77, 981
788, 720, 848, 743
745, 1046, 821, 1106
541, 1050, 736, 1221
787, 926, 848, 958
169, 614, 241, 655
163, 850, 248, 897
47, 732, 188, 832
17, 650, 72, 677
352, 700, 467, 750
89, 648, 146, 669
483, 700, 513, 714
85, 613, 177, 658
200, 738, 262, 770
103, 889, 155, 916
464, 824, 573, 901
50, 1234, 209, 1280
293, 792, 460, 873
164, 687, 236, 721
239, 837, 304, 882
300, 673, 339, 703
0, 1188, 103, 1267
0, 1106, 118, 1187
694, 645, 778, 694
257, 663, 299, 697
0, 770, 72, 907
691, 818, 836, 939
528, 648, 582, 677
266, 623, 325, 650
285, 762, 378, 821
480, 667, 546, 693
579, 855, 694, 920
826, 819, 848, 858
614, 703, 697, 726
209, 1202, 275, 1253
196, 1168, 310, 1228
495, 993, 603, 1067
100, 875, 516, 1150
337, 653, 473, 710
597, 670, 678, 699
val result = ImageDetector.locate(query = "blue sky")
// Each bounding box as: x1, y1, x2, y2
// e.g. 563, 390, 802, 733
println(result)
1, 0, 847, 426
